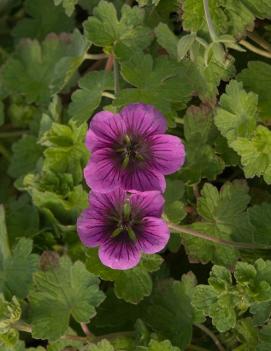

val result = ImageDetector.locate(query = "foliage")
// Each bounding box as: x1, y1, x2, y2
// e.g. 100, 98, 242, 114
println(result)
1, 0, 271, 350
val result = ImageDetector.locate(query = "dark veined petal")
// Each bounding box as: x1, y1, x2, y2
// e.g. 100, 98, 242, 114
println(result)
121, 167, 166, 192
88, 188, 125, 216
135, 217, 170, 254
84, 148, 122, 193
130, 191, 164, 218
77, 208, 109, 247
149, 134, 185, 175
120, 103, 167, 136
87, 110, 126, 147
98, 237, 141, 270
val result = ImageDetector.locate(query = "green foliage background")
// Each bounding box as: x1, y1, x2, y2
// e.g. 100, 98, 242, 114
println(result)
1, 0, 271, 350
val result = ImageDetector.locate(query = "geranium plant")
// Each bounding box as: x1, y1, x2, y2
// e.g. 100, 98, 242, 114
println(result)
1, 0, 271, 350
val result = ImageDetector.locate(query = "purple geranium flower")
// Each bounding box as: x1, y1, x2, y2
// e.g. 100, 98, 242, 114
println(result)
84, 103, 185, 193
77, 188, 169, 270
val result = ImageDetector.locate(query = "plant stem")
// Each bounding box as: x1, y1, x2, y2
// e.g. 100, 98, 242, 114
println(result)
247, 32, 271, 52
13, 321, 32, 333
167, 222, 271, 250
102, 92, 116, 100
195, 324, 225, 351
84, 53, 108, 60
113, 57, 120, 96
0, 205, 11, 259
80, 323, 92, 337
239, 39, 271, 58
203, 0, 217, 41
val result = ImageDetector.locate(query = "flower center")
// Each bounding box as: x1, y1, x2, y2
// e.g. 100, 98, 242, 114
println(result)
115, 134, 148, 169
110, 200, 138, 242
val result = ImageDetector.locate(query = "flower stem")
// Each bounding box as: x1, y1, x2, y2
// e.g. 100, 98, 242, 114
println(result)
203, 0, 217, 41
102, 92, 116, 100
80, 323, 92, 337
113, 58, 120, 96
167, 222, 271, 250
12, 321, 32, 333
239, 39, 271, 58
195, 324, 225, 351
247, 32, 271, 52
84, 53, 108, 60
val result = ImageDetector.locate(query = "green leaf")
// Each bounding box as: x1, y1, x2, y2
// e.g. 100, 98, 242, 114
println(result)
0, 295, 21, 349
6, 195, 39, 242
231, 126, 271, 184
54, 0, 78, 16
154, 23, 178, 59
180, 105, 225, 183
29, 256, 105, 341
40, 122, 89, 184
237, 61, 271, 121
8, 136, 43, 179
147, 339, 180, 351
13, 0, 74, 40
1, 31, 89, 105
181, 181, 252, 265
0, 238, 39, 299
145, 279, 194, 349
192, 265, 238, 332
248, 203, 271, 245
86, 249, 163, 304
115, 48, 200, 123
86, 340, 114, 351
215, 80, 258, 143
177, 34, 196, 61
182, 0, 254, 37
84, 1, 152, 51
68, 71, 114, 124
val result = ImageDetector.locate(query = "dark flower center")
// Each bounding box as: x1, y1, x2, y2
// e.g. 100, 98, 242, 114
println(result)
115, 134, 150, 169
108, 200, 140, 242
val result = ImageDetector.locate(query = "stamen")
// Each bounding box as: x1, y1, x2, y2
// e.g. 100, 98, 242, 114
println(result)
111, 227, 123, 238
127, 227, 137, 242
123, 201, 131, 220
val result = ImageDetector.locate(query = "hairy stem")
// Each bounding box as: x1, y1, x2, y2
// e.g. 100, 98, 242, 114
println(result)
80, 322, 92, 337
195, 324, 225, 351
247, 32, 271, 52
102, 92, 116, 100
203, 0, 217, 41
167, 222, 271, 250
239, 39, 271, 58
113, 57, 120, 96
84, 53, 108, 60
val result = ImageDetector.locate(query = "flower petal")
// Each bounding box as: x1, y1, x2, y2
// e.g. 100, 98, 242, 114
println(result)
89, 189, 125, 216
130, 191, 164, 218
89, 111, 126, 146
84, 148, 121, 192
77, 209, 108, 247
99, 238, 141, 270
120, 103, 167, 136
135, 217, 170, 254
149, 134, 185, 175
121, 168, 166, 192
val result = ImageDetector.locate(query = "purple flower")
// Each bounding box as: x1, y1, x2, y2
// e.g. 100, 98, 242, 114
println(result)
84, 103, 185, 193
77, 188, 169, 270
